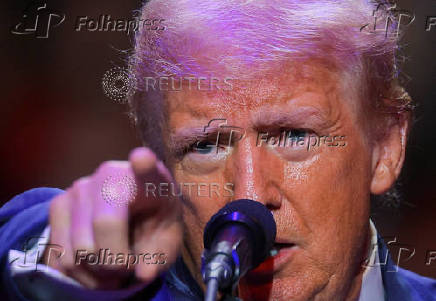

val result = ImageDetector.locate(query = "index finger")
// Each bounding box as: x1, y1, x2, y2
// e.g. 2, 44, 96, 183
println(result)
128, 147, 177, 214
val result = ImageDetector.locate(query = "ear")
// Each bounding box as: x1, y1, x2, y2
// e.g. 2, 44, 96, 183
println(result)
370, 116, 409, 195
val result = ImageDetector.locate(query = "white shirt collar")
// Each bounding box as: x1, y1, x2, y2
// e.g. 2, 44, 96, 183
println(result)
358, 219, 385, 301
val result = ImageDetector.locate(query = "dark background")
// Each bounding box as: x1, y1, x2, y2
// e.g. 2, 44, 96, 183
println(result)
1, 0, 435, 278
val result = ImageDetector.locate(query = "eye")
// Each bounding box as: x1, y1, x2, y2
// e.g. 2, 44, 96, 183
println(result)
180, 139, 231, 175
287, 129, 309, 139
192, 140, 216, 154
283, 128, 314, 149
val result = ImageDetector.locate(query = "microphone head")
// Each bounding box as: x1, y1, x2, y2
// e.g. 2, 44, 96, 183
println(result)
204, 199, 277, 266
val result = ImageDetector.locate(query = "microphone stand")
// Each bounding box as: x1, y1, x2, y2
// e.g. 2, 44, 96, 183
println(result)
205, 278, 219, 301
202, 250, 236, 301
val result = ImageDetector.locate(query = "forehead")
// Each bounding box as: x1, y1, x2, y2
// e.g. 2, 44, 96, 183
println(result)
165, 60, 349, 124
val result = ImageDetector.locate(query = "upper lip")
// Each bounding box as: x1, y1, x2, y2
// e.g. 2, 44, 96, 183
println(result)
274, 237, 295, 245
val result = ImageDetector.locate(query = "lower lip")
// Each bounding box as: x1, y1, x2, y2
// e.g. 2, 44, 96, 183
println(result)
270, 245, 297, 270
250, 245, 297, 275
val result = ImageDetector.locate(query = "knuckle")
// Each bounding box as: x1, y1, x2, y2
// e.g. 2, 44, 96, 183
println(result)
92, 216, 125, 234
49, 196, 61, 214
62, 258, 75, 270
72, 237, 95, 254
72, 177, 91, 191
59, 252, 75, 271
49, 193, 68, 215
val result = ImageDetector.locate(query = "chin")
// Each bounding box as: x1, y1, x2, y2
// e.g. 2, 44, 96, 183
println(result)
239, 269, 334, 301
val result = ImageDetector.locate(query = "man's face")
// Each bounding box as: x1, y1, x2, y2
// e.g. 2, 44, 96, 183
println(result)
162, 61, 373, 300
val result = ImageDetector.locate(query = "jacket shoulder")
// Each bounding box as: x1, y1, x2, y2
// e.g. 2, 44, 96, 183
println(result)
0, 187, 63, 224
378, 234, 436, 301
397, 267, 436, 301
0, 187, 64, 300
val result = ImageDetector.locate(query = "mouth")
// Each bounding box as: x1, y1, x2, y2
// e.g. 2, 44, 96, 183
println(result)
269, 242, 295, 257
246, 241, 297, 278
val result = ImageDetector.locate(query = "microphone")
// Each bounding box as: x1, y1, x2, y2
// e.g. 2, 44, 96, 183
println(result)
201, 199, 277, 301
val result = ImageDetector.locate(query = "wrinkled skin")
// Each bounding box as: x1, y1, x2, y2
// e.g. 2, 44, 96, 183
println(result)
162, 61, 408, 300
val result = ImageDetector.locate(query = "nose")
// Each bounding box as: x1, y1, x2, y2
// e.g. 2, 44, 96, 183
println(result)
228, 135, 282, 210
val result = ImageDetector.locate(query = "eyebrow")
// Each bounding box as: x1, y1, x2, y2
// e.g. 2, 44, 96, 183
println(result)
251, 106, 332, 130
168, 120, 229, 153
168, 127, 206, 153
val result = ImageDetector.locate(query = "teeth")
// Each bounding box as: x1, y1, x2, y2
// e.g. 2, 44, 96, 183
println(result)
270, 248, 278, 256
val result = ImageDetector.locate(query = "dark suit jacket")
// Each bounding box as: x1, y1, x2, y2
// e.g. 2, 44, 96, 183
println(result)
1, 188, 435, 300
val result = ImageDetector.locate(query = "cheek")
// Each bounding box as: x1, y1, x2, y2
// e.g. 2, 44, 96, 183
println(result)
172, 163, 230, 258
282, 136, 372, 265
283, 157, 311, 184
282, 128, 372, 213
287, 156, 368, 217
